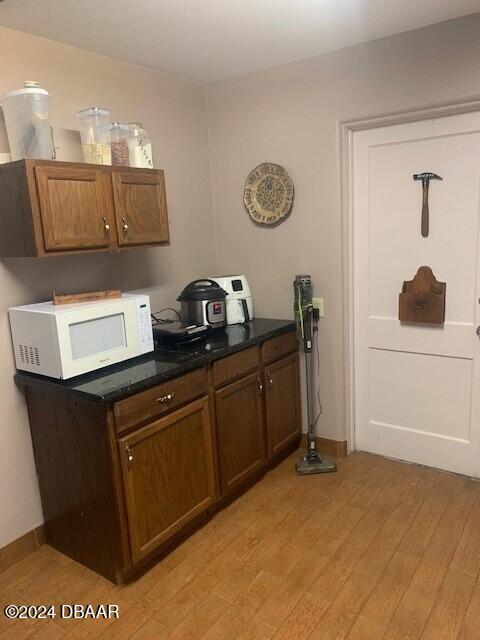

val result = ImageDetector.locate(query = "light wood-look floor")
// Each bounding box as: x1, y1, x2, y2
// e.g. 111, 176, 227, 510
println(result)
1, 450, 480, 639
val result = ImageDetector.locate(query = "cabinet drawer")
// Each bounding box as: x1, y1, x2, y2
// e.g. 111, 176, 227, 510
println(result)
114, 367, 207, 433
212, 347, 259, 388
261, 331, 297, 364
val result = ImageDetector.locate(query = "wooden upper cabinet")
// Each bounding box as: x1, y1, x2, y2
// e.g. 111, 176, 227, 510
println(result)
264, 352, 302, 457
0, 160, 170, 256
119, 397, 216, 564
35, 164, 114, 252
112, 169, 169, 246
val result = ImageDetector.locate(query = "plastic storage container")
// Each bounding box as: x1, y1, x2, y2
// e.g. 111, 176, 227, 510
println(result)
128, 122, 153, 168
110, 122, 130, 166
77, 107, 111, 165
0, 81, 52, 160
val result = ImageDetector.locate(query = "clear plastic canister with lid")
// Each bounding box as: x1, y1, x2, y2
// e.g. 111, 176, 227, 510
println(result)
110, 122, 130, 166
0, 81, 52, 160
128, 122, 153, 168
77, 107, 112, 165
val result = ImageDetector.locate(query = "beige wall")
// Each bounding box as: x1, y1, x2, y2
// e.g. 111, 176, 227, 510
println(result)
0, 26, 216, 547
3, 13, 480, 549
207, 13, 480, 442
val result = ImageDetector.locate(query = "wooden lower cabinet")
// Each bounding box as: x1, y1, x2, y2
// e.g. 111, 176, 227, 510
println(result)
19, 330, 301, 583
118, 397, 216, 563
264, 353, 302, 456
215, 372, 266, 495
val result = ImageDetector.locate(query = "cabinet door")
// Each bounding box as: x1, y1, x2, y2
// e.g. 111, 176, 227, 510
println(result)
35, 165, 114, 251
112, 169, 169, 246
119, 397, 216, 564
264, 353, 301, 457
215, 372, 266, 495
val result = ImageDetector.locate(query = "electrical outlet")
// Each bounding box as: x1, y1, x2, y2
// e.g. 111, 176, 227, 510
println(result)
312, 297, 325, 317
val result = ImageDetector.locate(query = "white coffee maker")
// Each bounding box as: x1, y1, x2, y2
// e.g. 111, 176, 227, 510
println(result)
209, 275, 254, 325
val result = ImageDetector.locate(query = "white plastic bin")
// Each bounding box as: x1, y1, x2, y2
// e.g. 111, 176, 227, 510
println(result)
0, 81, 52, 161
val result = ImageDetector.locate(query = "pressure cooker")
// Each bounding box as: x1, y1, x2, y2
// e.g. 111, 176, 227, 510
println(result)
177, 279, 227, 330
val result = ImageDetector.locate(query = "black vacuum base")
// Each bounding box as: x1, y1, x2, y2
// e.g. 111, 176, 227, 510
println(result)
296, 450, 337, 475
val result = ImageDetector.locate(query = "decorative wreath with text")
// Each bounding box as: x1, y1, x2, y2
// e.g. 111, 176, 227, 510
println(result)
243, 162, 294, 225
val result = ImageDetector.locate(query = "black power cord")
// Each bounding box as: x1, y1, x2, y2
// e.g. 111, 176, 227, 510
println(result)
312, 323, 323, 430
151, 307, 181, 324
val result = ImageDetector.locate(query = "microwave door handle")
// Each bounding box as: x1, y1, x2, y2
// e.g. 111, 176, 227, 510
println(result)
241, 299, 250, 324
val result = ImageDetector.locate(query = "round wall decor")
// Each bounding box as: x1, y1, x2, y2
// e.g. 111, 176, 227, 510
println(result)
243, 162, 294, 225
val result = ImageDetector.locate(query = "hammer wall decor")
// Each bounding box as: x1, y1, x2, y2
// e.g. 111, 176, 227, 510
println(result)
399, 266, 446, 325
413, 172, 442, 237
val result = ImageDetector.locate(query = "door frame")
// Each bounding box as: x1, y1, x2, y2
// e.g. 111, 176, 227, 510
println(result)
339, 96, 480, 454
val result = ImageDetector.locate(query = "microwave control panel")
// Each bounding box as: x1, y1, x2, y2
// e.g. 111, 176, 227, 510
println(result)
136, 297, 154, 353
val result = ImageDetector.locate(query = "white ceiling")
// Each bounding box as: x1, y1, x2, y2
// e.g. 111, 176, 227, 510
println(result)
0, 0, 479, 83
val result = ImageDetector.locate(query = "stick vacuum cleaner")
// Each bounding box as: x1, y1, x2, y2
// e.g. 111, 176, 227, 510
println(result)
294, 275, 337, 475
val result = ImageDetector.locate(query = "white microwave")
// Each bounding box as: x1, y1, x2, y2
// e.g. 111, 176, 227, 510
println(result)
9, 294, 154, 380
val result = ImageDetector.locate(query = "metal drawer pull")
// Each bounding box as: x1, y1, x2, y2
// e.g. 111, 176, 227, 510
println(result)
102, 216, 110, 234
125, 444, 134, 469
155, 392, 175, 404
256, 376, 263, 395
122, 216, 129, 233
267, 372, 273, 386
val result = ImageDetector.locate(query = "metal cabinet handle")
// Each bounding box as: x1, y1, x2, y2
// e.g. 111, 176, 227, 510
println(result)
102, 216, 110, 235
122, 216, 129, 233
266, 372, 273, 386
155, 392, 175, 404
256, 376, 263, 395
125, 444, 134, 469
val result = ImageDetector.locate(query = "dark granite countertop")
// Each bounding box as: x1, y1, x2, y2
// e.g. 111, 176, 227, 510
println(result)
14, 318, 295, 404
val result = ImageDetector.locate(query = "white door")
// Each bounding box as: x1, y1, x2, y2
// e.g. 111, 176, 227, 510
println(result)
353, 112, 480, 477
